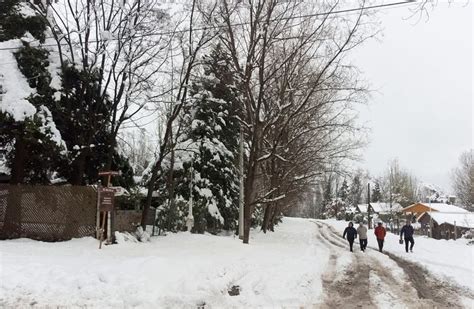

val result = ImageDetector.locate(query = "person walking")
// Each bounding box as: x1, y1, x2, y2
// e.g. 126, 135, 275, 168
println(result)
357, 222, 368, 252
343, 222, 357, 252
374, 222, 386, 252
400, 221, 415, 253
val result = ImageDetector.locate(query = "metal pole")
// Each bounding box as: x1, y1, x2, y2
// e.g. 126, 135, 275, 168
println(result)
106, 177, 112, 244
186, 162, 194, 232
238, 126, 244, 239
389, 166, 393, 233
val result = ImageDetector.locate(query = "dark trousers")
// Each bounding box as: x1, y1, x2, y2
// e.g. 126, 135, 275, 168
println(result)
405, 236, 414, 252
359, 239, 367, 251
377, 239, 384, 252
348, 238, 355, 252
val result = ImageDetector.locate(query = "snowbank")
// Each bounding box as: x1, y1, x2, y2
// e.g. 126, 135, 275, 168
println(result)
324, 219, 474, 292
0, 218, 327, 308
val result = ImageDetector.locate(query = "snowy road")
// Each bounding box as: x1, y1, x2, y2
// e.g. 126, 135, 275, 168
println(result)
314, 220, 474, 308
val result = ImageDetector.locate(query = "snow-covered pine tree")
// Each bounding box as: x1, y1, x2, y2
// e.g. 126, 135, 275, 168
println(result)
349, 174, 363, 207
371, 181, 382, 202
338, 179, 349, 202
176, 44, 241, 233
0, 0, 65, 185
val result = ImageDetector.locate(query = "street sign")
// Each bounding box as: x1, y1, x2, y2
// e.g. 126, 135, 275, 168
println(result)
98, 171, 121, 176
99, 187, 115, 212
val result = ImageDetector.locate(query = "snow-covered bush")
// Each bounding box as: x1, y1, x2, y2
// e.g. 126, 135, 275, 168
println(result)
462, 229, 474, 239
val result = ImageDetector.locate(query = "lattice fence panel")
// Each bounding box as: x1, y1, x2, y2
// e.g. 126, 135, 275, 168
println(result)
0, 185, 97, 241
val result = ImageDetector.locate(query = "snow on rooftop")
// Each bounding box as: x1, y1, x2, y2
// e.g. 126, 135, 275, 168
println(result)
370, 202, 402, 213
357, 203, 402, 214
425, 212, 474, 229
420, 203, 469, 214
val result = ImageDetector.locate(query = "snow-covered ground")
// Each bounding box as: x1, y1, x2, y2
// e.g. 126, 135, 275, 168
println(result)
324, 219, 474, 293
0, 218, 327, 308
2, 217, 473, 308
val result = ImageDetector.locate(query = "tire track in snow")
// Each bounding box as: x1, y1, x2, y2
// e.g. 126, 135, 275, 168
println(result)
316, 220, 472, 308
313, 221, 376, 308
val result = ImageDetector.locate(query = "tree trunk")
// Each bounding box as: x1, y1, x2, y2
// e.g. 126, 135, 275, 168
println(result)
166, 145, 176, 231
70, 154, 86, 185
243, 167, 256, 243
269, 203, 280, 232
3, 134, 27, 238
261, 204, 271, 233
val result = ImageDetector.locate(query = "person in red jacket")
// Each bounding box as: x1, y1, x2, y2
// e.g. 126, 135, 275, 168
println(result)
374, 222, 386, 252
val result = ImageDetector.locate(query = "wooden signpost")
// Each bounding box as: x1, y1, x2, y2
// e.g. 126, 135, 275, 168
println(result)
97, 171, 120, 249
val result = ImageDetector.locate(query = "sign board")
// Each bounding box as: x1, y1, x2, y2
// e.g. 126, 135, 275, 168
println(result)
99, 187, 115, 212
98, 171, 121, 176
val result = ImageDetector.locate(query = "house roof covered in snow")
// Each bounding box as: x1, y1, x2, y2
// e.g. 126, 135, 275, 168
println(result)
369, 202, 402, 214
419, 212, 474, 229
403, 202, 468, 214
357, 203, 402, 214
357, 204, 368, 213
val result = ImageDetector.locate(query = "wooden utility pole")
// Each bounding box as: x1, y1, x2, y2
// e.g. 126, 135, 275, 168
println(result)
367, 183, 371, 229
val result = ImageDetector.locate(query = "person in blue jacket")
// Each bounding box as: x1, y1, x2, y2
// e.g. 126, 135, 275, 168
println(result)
343, 222, 357, 252
400, 221, 415, 253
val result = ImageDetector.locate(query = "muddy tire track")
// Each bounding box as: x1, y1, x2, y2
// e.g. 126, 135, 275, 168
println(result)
313, 221, 376, 308
316, 220, 473, 308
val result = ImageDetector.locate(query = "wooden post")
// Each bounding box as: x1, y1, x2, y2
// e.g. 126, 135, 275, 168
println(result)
454, 221, 457, 240
99, 212, 107, 249
96, 181, 101, 239
97, 171, 120, 248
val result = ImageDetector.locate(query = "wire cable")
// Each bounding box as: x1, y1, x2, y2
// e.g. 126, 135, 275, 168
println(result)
0, 1, 417, 53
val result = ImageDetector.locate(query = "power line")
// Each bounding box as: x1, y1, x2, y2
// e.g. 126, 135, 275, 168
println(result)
0, 1, 416, 53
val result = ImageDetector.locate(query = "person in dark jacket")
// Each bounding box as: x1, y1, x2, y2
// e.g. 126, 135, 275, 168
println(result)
374, 222, 386, 252
343, 222, 357, 252
400, 221, 415, 253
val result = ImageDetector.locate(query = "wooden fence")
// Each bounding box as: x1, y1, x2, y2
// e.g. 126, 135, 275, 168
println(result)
0, 184, 97, 241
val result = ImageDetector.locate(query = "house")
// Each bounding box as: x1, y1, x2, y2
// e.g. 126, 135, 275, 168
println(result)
401, 202, 468, 217
356, 204, 369, 214
369, 202, 402, 214
418, 212, 474, 239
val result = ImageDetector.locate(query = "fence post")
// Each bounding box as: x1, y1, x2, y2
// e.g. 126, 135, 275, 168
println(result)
96, 182, 101, 239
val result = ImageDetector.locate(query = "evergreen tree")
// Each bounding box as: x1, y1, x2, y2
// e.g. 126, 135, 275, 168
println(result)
0, 1, 64, 185
52, 63, 114, 185
163, 44, 241, 233
338, 179, 349, 201
349, 175, 363, 207
371, 181, 382, 202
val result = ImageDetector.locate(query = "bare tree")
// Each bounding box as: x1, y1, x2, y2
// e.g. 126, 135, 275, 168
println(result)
211, 0, 374, 243
34, 0, 174, 183
451, 150, 473, 210
377, 159, 418, 207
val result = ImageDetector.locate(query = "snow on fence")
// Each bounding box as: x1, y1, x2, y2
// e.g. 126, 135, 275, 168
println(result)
0, 184, 97, 241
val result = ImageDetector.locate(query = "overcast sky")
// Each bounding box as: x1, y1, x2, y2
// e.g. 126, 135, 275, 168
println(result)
352, 1, 472, 192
